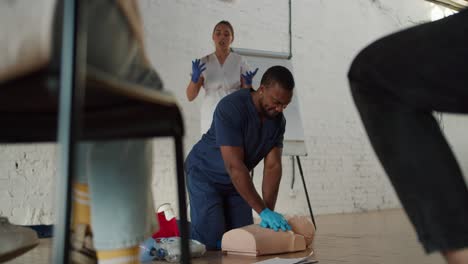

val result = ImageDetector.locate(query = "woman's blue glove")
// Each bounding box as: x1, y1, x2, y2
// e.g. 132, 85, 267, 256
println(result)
259, 208, 292, 232
241, 68, 259, 86
191, 59, 206, 83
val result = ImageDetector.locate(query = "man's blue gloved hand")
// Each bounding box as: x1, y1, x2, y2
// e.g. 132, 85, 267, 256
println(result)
259, 208, 292, 232
241, 68, 258, 86
191, 59, 206, 83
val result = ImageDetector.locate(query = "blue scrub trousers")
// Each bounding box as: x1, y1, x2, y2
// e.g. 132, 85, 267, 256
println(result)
187, 167, 253, 250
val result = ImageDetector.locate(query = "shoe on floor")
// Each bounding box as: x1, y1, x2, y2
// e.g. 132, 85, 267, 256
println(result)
0, 216, 39, 262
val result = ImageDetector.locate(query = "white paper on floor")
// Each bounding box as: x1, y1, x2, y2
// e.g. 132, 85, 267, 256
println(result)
253, 252, 317, 264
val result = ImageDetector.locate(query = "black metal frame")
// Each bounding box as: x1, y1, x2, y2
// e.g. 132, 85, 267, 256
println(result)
51, 0, 80, 262
294, 156, 316, 230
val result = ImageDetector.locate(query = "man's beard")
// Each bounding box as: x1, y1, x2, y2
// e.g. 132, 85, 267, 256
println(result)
261, 105, 279, 119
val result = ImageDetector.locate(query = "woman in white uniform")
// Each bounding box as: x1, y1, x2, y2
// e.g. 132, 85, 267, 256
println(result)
186, 20, 258, 134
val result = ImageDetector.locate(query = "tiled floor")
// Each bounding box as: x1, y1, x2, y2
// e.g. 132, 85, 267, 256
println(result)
6, 209, 445, 264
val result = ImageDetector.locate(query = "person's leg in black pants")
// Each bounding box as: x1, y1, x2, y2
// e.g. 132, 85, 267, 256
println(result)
348, 9, 468, 263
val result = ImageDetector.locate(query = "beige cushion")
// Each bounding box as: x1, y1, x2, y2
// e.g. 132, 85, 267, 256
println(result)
288, 216, 316, 247
222, 216, 315, 256
222, 224, 306, 256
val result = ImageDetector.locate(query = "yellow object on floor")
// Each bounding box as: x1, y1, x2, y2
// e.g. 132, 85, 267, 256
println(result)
97, 246, 140, 264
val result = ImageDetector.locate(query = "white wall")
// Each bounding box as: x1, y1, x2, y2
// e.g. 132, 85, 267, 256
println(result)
442, 114, 468, 181
0, 144, 56, 224
1, 0, 465, 224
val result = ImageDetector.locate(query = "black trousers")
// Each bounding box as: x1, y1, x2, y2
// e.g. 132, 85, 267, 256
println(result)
348, 9, 468, 253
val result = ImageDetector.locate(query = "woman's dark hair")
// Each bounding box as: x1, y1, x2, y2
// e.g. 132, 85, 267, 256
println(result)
260, 66, 295, 91
213, 20, 234, 39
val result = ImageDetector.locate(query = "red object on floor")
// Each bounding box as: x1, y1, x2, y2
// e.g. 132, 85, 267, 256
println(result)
152, 211, 180, 238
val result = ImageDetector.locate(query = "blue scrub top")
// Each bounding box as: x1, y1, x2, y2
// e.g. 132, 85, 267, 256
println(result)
185, 88, 285, 184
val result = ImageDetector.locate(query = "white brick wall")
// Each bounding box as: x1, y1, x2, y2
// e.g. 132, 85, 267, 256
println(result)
0, 144, 56, 224
1, 0, 466, 224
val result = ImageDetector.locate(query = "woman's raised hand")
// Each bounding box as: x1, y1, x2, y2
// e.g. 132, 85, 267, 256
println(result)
191, 59, 206, 83
241, 68, 259, 86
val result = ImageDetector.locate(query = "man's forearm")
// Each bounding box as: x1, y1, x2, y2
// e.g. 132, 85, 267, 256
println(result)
262, 165, 282, 210
228, 165, 266, 214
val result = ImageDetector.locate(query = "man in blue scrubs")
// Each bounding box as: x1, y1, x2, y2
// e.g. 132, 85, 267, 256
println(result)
185, 66, 295, 249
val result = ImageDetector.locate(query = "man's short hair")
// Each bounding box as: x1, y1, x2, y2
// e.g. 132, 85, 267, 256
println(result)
260, 66, 295, 91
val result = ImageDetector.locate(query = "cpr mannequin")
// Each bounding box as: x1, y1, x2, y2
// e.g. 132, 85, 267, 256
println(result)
222, 216, 315, 256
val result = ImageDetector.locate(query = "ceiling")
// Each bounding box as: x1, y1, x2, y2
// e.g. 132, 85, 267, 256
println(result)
426, 0, 468, 10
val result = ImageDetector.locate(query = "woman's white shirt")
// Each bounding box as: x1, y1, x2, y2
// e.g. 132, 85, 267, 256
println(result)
198, 52, 250, 134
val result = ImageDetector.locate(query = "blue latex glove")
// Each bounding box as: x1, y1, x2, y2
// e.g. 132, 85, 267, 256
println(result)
259, 208, 292, 232
241, 68, 258, 86
191, 59, 206, 83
